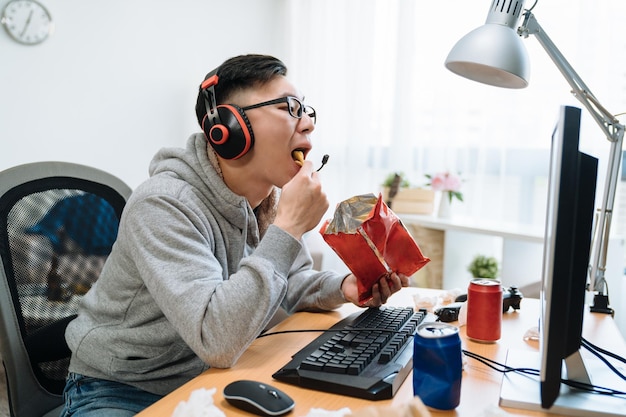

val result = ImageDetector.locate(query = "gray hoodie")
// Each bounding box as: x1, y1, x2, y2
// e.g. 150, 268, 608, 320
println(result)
65, 133, 347, 395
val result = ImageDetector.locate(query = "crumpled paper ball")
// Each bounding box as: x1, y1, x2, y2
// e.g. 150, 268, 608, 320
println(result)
301, 407, 352, 417
171, 388, 225, 417
301, 398, 431, 417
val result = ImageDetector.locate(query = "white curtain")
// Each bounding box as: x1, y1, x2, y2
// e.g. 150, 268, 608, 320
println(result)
284, 0, 626, 270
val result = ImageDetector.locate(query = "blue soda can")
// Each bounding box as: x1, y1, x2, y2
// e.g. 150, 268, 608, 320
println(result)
413, 322, 462, 410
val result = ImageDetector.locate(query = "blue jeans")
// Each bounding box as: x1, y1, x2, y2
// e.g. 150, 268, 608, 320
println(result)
60, 373, 163, 417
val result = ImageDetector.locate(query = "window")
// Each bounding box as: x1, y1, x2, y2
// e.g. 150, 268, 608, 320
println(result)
285, 0, 626, 271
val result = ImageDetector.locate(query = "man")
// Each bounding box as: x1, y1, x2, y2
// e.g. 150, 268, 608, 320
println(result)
60, 54, 408, 416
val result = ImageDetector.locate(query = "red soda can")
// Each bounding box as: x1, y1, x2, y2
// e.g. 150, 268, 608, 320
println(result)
466, 278, 502, 342
413, 322, 462, 410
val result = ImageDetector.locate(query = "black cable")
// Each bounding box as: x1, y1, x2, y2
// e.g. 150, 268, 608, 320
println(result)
583, 337, 626, 364
561, 378, 626, 396
258, 327, 401, 339
462, 349, 626, 397
258, 328, 330, 338
581, 338, 626, 381
462, 349, 539, 376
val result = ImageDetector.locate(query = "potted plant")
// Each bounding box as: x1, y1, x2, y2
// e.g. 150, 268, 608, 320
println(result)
381, 173, 434, 214
381, 172, 410, 202
468, 255, 499, 279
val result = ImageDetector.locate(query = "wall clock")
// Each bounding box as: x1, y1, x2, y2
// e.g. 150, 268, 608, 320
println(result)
1, 0, 53, 45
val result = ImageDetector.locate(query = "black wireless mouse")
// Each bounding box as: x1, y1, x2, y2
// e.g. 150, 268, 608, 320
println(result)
223, 380, 295, 416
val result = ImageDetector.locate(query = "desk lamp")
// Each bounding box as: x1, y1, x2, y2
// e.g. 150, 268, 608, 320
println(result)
444, 0, 624, 314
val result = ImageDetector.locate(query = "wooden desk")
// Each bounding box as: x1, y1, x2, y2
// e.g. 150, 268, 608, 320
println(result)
137, 288, 626, 417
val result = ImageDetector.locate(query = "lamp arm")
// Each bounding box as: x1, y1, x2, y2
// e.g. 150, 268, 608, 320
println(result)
520, 12, 626, 294
519, 12, 622, 138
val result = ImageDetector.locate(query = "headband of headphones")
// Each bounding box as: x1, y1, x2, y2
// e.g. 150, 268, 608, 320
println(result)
201, 70, 221, 128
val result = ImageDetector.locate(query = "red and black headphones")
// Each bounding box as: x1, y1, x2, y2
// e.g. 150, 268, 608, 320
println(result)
200, 68, 254, 159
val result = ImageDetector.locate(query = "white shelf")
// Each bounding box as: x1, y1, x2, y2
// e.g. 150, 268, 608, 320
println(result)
398, 214, 545, 243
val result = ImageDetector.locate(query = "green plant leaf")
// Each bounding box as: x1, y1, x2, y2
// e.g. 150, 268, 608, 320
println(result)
467, 255, 499, 278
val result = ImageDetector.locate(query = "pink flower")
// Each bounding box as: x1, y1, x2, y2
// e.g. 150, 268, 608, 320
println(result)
426, 172, 464, 203
428, 172, 461, 192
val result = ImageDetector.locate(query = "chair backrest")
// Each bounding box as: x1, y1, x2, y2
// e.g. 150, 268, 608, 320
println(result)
0, 162, 131, 417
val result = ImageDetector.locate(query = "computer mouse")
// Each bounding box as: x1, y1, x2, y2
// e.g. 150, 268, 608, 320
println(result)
223, 380, 295, 416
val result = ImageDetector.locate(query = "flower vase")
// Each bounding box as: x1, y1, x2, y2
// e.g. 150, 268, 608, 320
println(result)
438, 191, 451, 218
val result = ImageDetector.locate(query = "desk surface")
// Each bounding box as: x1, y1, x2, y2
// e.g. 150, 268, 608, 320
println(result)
137, 288, 625, 417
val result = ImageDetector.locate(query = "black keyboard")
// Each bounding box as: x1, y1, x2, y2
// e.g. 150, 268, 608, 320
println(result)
272, 306, 426, 400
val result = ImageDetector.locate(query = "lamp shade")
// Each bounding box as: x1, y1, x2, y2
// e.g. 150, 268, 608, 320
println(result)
445, 1, 530, 89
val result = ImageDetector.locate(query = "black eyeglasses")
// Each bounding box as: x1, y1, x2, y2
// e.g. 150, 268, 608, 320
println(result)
241, 96, 316, 124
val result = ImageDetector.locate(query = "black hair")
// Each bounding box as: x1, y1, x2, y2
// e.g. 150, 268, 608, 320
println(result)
195, 54, 288, 127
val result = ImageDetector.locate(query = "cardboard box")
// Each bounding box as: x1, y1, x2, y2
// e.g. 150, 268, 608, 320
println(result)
383, 187, 435, 214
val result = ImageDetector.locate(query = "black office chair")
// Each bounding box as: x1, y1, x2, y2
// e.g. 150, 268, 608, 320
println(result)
0, 162, 132, 417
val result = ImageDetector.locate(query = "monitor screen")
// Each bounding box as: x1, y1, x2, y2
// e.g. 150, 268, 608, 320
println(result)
500, 106, 626, 416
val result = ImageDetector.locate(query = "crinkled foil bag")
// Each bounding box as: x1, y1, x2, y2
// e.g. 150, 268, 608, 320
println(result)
319, 193, 430, 304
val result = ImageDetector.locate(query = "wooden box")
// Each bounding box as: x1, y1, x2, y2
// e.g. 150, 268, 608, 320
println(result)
383, 187, 435, 214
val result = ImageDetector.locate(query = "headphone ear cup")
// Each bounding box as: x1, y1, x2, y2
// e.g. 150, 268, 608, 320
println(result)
202, 105, 254, 160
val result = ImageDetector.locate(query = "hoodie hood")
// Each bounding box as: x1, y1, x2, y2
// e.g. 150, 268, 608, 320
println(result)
148, 133, 277, 236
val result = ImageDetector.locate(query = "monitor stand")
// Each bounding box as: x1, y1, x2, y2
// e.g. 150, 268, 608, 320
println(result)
499, 349, 626, 417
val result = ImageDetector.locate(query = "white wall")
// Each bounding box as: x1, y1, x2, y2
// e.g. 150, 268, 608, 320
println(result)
0, 0, 286, 188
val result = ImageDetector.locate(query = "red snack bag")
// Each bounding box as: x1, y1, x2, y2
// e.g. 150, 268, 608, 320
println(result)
319, 193, 430, 304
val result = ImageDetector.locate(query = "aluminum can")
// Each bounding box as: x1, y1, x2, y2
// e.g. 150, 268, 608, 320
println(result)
413, 322, 462, 410
466, 278, 502, 342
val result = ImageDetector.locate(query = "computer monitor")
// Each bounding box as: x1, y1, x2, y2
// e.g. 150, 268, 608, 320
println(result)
500, 105, 626, 416
540, 105, 598, 406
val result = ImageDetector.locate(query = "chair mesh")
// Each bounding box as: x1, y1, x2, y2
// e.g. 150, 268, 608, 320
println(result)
2, 186, 120, 393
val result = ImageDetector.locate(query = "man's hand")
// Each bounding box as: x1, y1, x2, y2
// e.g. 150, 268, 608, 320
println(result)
341, 273, 410, 307
274, 161, 328, 240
